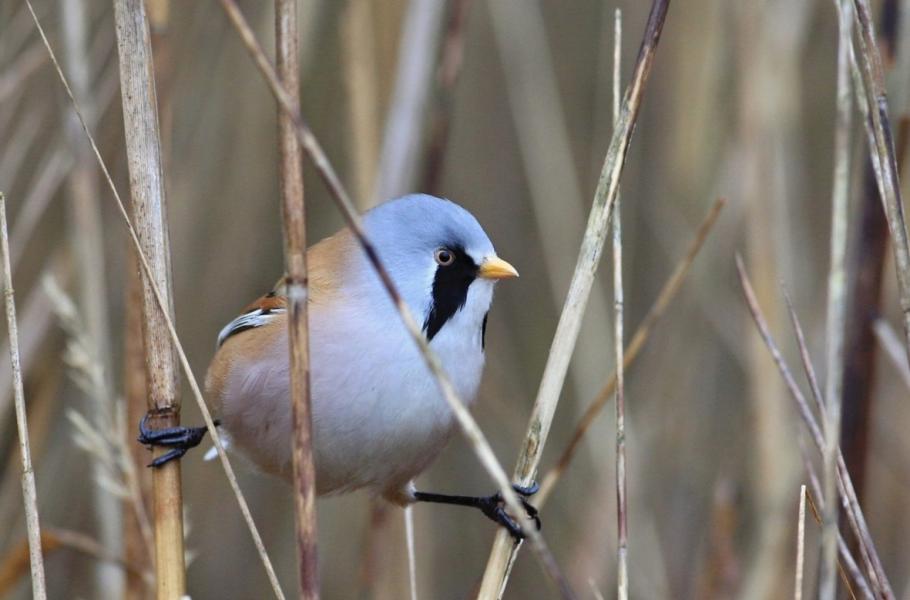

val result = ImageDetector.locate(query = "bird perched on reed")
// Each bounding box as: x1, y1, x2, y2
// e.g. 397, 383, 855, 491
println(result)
139, 194, 539, 538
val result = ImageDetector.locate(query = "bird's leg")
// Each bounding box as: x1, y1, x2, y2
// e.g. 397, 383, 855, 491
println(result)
137, 413, 218, 468
413, 482, 541, 540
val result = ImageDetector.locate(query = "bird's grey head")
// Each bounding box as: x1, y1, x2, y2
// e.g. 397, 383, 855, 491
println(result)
360, 194, 517, 344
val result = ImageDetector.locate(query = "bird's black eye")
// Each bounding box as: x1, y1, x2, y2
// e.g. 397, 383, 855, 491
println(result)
434, 248, 455, 266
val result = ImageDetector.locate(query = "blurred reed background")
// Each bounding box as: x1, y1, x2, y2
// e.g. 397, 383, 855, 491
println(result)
0, 0, 908, 598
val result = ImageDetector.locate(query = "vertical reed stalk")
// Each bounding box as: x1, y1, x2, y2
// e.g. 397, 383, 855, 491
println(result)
611, 9, 627, 600
0, 194, 46, 599
275, 1, 319, 597
478, 2, 671, 596
112, 0, 185, 596
820, 3, 853, 599
27, 5, 286, 596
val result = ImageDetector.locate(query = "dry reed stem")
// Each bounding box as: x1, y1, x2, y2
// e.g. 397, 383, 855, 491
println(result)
275, 1, 319, 596
0, 194, 46, 599
820, 3, 853, 597
850, 0, 910, 361
781, 293, 891, 600
214, 3, 575, 597
372, 0, 446, 203
795, 484, 806, 600
784, 297, 884, 600
838, 0, 906, 518
610, 9, 627, 600
736, 256, 893, 598
25, 5, 287, 598
478, 3, 671, 596
537, 197, 725, 505
800, 472, 868, 600
111, 1, 187, 595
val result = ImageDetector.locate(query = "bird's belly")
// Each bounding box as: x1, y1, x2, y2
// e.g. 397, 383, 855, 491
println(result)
216, 327, 485, 497
309, 339, 484, 496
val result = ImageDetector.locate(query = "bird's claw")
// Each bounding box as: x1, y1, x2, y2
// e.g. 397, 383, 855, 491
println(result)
137, 413, 216, 468
481, 482, 542, 540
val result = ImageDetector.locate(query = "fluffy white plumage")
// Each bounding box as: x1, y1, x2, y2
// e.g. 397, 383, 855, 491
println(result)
205, 195, 511, 505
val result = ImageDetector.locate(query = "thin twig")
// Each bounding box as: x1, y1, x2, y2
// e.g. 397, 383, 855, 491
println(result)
478, 3, 672, 596
851, 0, 910, 362
25, 4, 286, 598
839, 0, 907, 517
820, 3, 853, 597
538, 197, 725, 505
795, 484, 806, 600
214, 2, 575, 597
0, 193, 46, 599
801, 476, 868, 600
275, 1, 319, 596
736, 256, 893, 598
611, 9, 627, 600
782, 292, 887, 599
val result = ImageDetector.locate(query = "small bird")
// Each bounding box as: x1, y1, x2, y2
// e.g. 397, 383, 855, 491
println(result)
139, 194, 539, 538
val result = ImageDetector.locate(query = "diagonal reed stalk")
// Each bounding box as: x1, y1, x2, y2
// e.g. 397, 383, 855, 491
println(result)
25, 3, 287, 598
537, 197, 724, 506
478, 3, 671, 596
736, 256, 894, 599
610, 9, 627, 600
214, 3, 575, 598
275, 1, 319, 597
850, 0, 910, 362
820, 2, 853, 598
798, 463, 870, 600
0, 194, 47, 599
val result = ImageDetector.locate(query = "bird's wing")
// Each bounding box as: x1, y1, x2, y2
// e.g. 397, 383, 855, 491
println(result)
214, 226, 353, 349
215, 290, 287, 349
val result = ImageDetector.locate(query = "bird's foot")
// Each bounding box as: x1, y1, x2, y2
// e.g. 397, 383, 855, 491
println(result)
137, 413, 217, 468
413, 482, 541, 541
476, 483, 542, 540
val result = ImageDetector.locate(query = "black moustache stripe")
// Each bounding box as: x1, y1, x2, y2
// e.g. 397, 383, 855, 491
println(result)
423, 245, 478, 341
